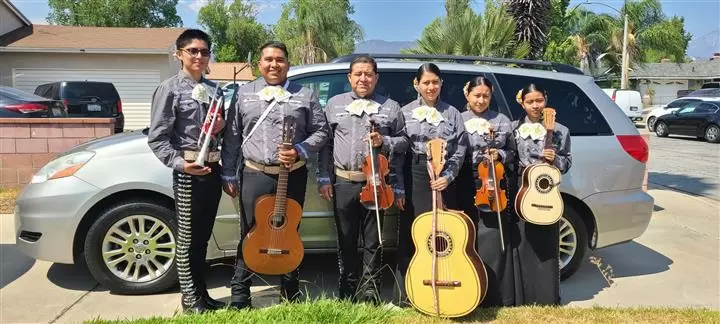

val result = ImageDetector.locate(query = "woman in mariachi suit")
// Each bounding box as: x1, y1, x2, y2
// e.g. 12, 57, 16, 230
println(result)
504, 83, 572, 306
454, 76, 513, 307
393, 62, 467, 307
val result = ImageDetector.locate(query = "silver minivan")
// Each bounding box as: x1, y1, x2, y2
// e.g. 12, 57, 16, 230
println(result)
15, 55, 654, 294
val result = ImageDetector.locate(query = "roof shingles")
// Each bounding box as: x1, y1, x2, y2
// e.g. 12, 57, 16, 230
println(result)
4, 25, 185, 51
629, 61, 720, 79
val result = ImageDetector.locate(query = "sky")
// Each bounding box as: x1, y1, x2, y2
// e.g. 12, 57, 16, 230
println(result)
9, 0, 720, 58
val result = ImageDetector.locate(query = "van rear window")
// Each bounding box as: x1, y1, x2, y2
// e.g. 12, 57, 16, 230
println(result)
493, 73, 613, 136
63, 83, 119, 99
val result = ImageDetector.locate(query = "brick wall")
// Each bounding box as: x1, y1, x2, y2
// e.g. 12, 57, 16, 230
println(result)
0, 118, 115, 188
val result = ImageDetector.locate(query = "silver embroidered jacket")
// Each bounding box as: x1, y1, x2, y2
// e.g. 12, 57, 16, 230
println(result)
221, 78, 330, 181
317, 92, 409, 195
461, 109, 513, 165
147, 71, 224, 172
508, 116, 572, 174
401, 98, 467, 182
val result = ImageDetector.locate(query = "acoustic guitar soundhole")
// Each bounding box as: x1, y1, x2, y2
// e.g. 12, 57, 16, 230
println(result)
535, 175, 554, 194
427, 232, 453, 257
270, 214, 286, 229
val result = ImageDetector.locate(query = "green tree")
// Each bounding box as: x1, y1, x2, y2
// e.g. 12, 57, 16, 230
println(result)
47, 0, 182, 27
197, 0, 271, 64
404, 1, 530, 59
273, 0, 363, 65
504, 0, 552, 59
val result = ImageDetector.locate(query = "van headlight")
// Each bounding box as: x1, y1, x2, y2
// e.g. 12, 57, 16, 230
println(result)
31, 151, 95, 184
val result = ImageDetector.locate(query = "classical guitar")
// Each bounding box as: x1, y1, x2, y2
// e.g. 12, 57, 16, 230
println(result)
243, 115, 304, 275
405, 138, 487, 318
514, 108, 564, 225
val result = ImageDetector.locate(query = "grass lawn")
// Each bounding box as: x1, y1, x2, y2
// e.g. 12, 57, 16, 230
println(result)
0, 187, 20, 214
86, 298, 719, 324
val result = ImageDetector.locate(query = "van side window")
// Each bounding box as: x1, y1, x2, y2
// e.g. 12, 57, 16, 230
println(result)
293, 73, 350, 108
293, 71, 505, 115
493, 73, 613, 136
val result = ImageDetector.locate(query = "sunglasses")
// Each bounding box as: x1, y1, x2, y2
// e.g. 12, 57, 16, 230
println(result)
181, 47, 211, 57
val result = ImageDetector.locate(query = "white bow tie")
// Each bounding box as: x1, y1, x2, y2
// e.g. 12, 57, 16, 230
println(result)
411, 106, 444, 126
257, 86, 291, 102
464, 117, 491, 135
518, 123, 546, 140
345, 99, 380, 116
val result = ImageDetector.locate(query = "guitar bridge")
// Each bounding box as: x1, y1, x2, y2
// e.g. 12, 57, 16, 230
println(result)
531, 203, 554, 209
259, 248, 290, 255
422, 280, 461, 287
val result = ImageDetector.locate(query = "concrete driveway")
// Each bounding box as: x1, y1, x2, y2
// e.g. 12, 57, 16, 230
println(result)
1, 182, 718, 322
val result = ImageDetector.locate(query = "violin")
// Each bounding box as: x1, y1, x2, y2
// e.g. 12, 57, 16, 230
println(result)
360, 120, 395, 211
474, 127, 507, 252
474, 127, 507, 213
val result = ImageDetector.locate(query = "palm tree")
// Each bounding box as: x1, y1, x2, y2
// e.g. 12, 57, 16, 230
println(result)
274, 0, 363, 65
504, 0, 552, 59
404, 1, 530, 59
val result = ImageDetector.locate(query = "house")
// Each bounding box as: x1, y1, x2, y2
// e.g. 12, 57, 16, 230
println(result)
205, 62, 255, 87
630, 60, 720, 105
0, 0, 184, 130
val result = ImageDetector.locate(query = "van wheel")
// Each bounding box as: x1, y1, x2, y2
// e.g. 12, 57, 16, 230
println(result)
646, 116, 656, 131
559, 206, 587, 280
655, 122, 669, 137
84, 200, 178, 295
705, 124, 720, 143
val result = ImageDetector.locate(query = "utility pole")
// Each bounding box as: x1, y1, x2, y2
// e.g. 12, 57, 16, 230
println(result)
620, 0, 629, 89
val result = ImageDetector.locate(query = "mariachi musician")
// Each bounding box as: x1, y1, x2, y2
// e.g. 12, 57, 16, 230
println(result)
147, 29, 226, 313
221, 41, 330, 309
318, 54, 408, 304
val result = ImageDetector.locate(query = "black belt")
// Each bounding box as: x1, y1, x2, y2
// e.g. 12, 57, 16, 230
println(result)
411, 153, 427, 164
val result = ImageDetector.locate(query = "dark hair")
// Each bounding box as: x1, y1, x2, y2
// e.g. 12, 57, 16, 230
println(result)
350, 55, 377, 73
466, 76, 493, 93
520, 83, 547, 101
415, 63, 442, 82
176, 29, 212, 50
259, 41, 289, 59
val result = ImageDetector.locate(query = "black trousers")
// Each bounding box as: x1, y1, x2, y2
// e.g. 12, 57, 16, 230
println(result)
457, 162, 560, 306
332, 178, 385, 301
230, 166, 308, 303
171, 162, 221, 306
394, 154, 455, 304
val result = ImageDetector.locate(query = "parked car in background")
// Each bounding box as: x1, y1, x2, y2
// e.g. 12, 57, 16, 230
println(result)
654, 100, 720, 143
700, 82, 720, 89
0, 86, 67, 118
34, 81, 124, 133
15, 54, 653, 295
686, 88, 720, 98
646, 96, 720, 131
602, 89, 643, 121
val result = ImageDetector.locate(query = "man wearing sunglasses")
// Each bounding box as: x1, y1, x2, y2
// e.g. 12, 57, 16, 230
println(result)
221, 41, 330, 310
148, 29, 226, 313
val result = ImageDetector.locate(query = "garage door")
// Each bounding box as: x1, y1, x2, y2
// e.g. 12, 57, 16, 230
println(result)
13, 68, 160, 130
646, 80, 688, 106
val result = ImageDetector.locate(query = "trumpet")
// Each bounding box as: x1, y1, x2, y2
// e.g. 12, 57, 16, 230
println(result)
196, 82, 223, 166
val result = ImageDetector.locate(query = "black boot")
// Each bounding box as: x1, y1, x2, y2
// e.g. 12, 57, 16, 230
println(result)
182, 297, 209, 314
202, 290, 226, 310
228, 299, 252, 311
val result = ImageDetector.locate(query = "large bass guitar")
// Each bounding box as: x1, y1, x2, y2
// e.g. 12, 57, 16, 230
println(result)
514, 108, 564, 225
242, 115, 304, 275
405, 138, 487, 318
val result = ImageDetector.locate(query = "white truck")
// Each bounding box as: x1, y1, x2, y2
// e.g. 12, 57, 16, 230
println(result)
602, 88, 643, 122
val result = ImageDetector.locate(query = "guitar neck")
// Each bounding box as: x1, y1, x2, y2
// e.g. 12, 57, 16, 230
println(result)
273, 145, 291, 215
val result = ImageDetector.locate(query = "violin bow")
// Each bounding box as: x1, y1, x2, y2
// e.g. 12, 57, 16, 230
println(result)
367, 120, 383, 245
487, 128, 505, 253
